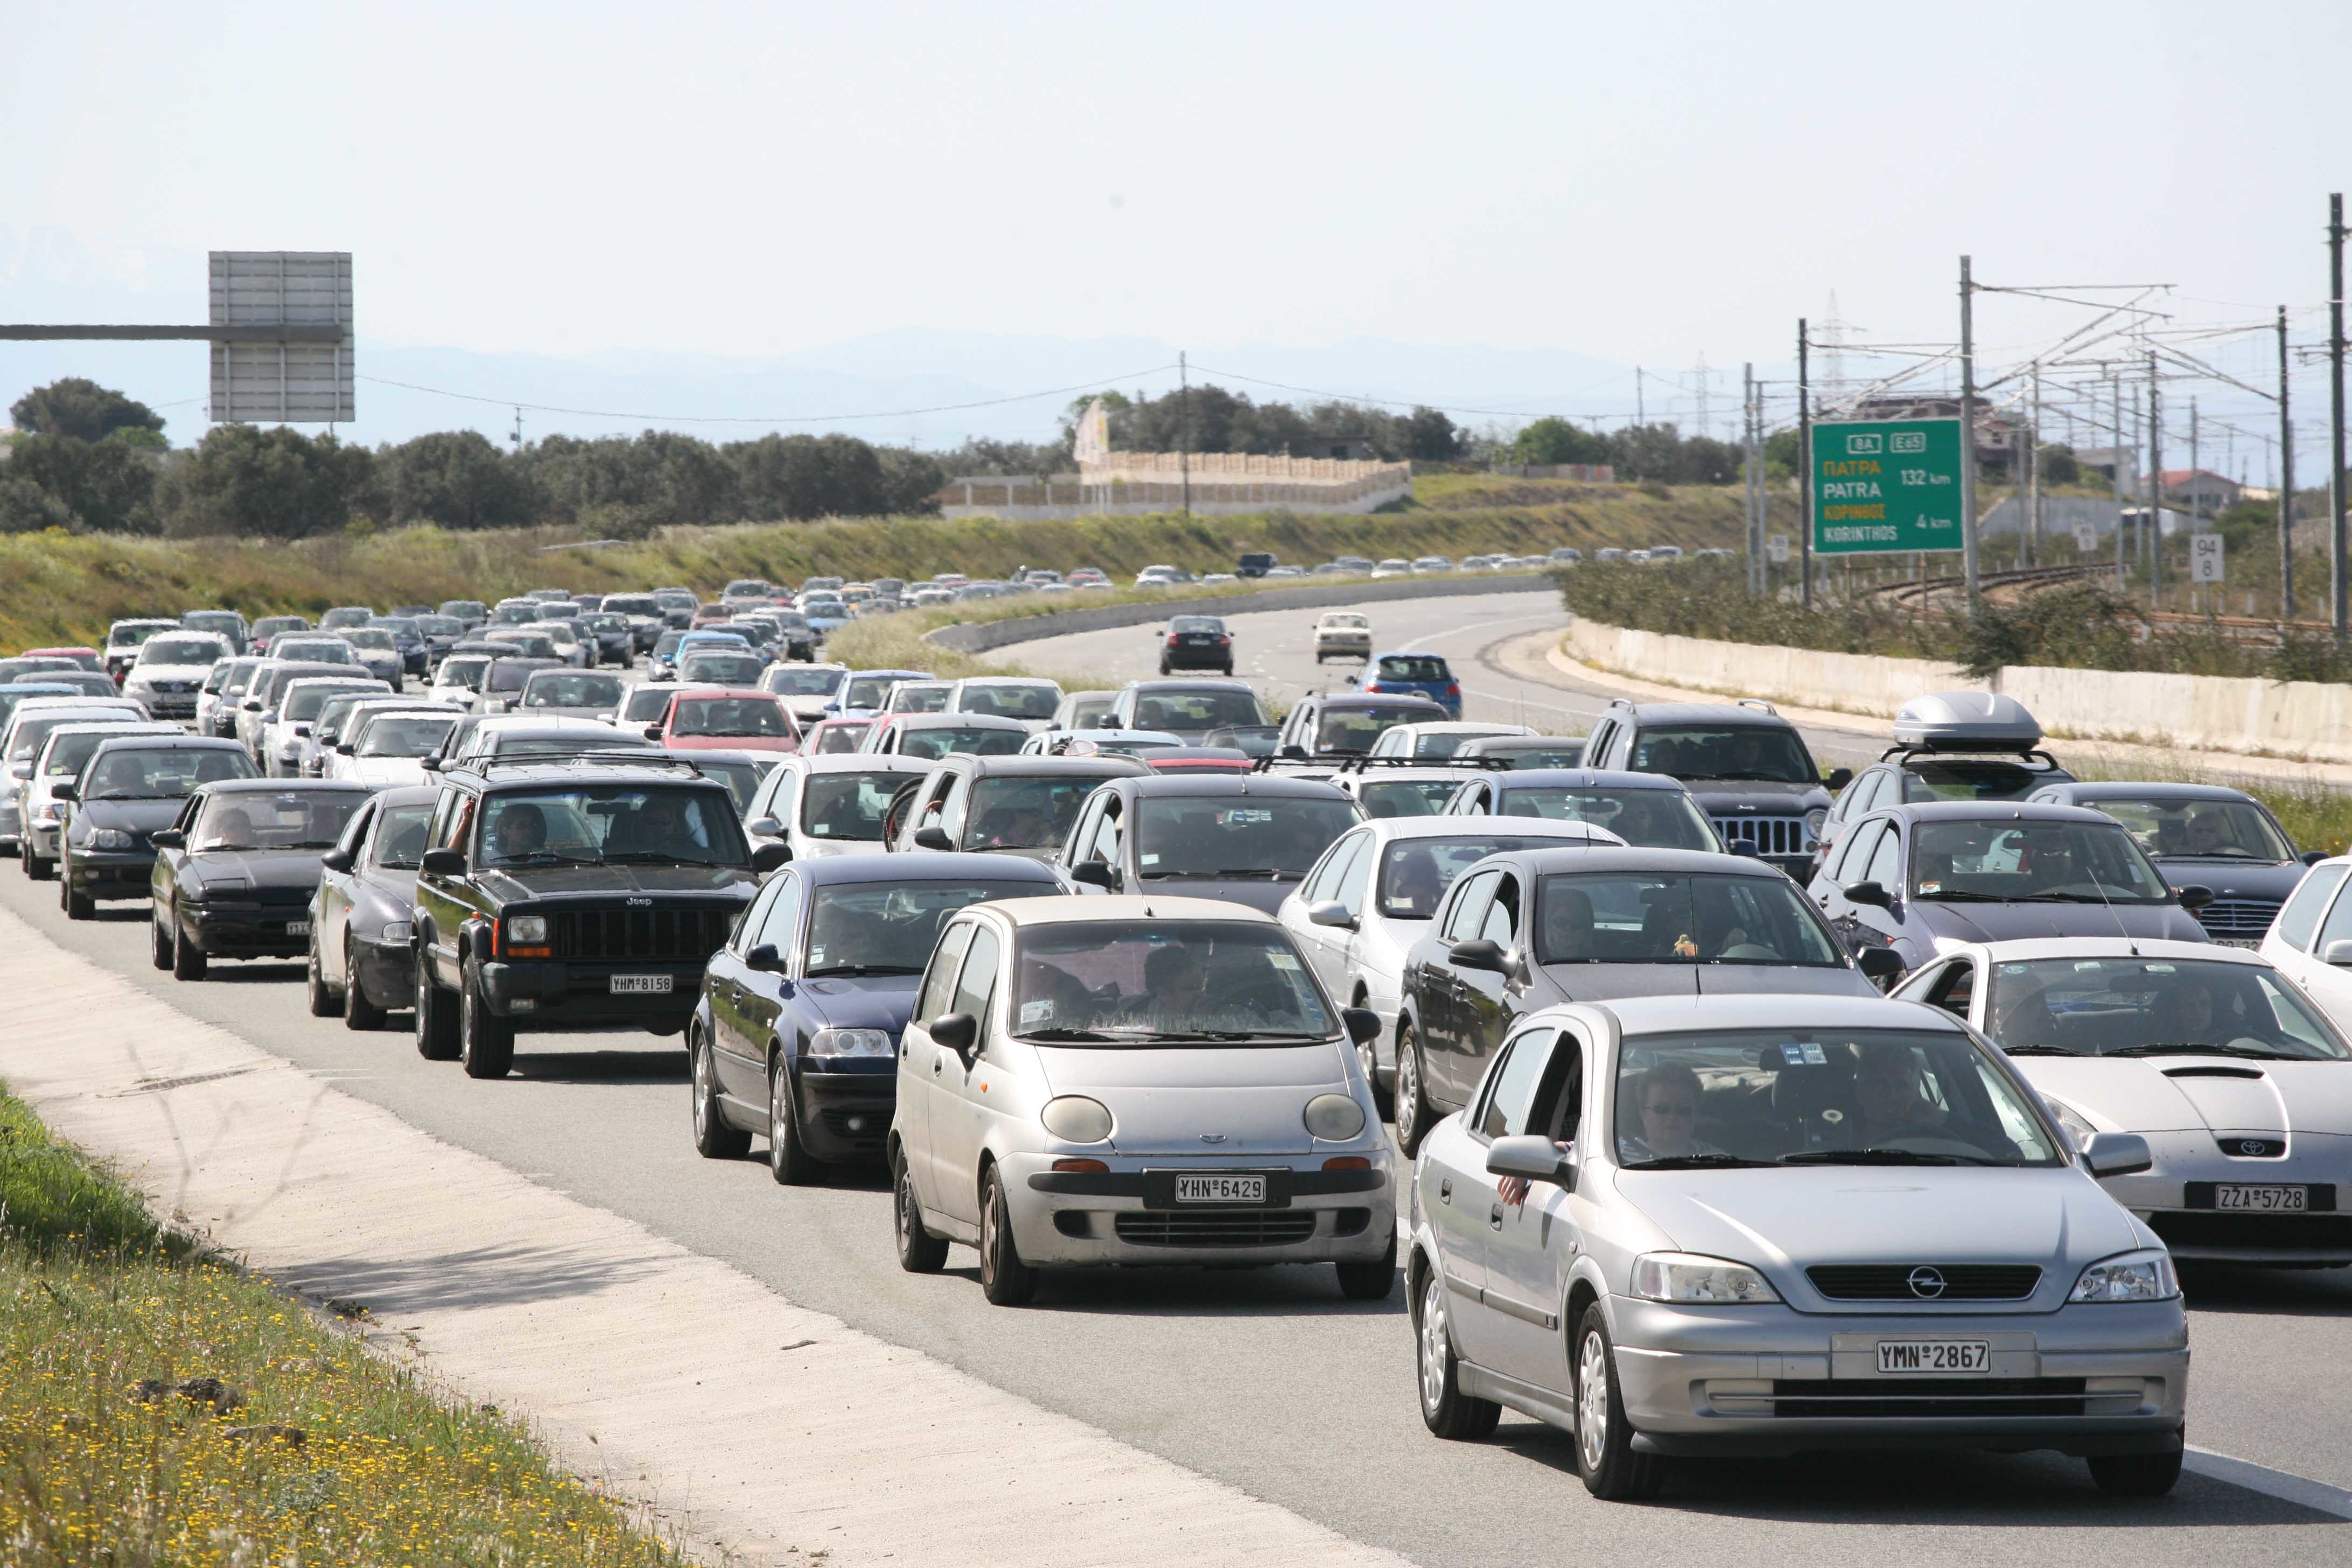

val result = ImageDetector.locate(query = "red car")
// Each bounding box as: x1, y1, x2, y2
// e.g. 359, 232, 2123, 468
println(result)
800, 717, 877, 754
645, 684, 801, 754
24, 646, 103, 674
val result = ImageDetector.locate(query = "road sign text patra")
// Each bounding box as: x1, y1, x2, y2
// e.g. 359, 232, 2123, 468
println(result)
1810, 416, 1964, 555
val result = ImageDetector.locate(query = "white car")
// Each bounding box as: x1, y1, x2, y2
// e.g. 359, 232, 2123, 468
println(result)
1369, 559, 1412, 578
1896, 935, 2352, 1266
1, 699, 155, 854
1326, 765, 1492, 821
740, 754, 931, 862
264, 677, 393, 778
946, 677, 1064, 734
890, 895, 1397, 1304
526, 619, 595, 669
2260, 853, 2352, 1038
326, 707, 466, 787
426, 654, 493, 710
1367, 722, 1538, 761
20, 720, 179, 876
1280, 816, 1622, 1101
118, 632, 231, 724
195, 656, 261, 739
1313, 613, 1373, 663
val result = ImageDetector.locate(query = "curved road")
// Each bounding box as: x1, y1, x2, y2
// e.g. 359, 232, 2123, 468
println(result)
7, 597, 2351, 1565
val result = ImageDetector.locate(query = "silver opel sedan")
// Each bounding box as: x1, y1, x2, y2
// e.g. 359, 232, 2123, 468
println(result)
1409, 992, 2188, 1500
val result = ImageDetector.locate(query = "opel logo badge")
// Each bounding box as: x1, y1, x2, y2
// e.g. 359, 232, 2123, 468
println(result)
1907, 1266, 1948, 1299
1199, 1133, 1226, 1144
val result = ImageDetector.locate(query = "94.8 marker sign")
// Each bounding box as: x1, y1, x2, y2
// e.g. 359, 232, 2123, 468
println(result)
2190, 533, 2224, 584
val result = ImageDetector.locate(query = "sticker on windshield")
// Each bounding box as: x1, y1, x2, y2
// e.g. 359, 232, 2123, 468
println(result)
1269, 951, 1303, 973
1221, 809, 1273, 825
1020, 999, 1055, 1025
2000, 963, 2031, 974
1779, 1042, 1828, 1066
1140, 852, 1160, 866
1919, 880, 1943, 894
807, 946, 825, 965
1821, 1107, 1844, 1124
2143, 963, 2174, 974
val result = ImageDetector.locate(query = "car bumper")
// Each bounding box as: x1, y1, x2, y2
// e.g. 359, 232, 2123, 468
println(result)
132, 694, 200, 719
25, 820, 61, 860
477, 958, 708, 1032
1601, 1296, 2188, 1458
1160, 648, 1232, 669
1316, 639, 1371, 658
352, 933, 416, 1009
183, 905, 312, 957
2101, 1138, 2352, 1264
796, 1066, 895, 1161
67, 849, 157, 899
0, 800, 17, 850
1008, 1151, 1396, 1266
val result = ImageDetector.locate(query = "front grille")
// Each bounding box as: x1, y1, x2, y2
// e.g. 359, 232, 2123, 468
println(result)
1770, 1377, 2087, 1418
2197, 898, 2283, 937
2148, 1210, 2352, 1249
1712, 814, 1812, 857
2214, 1135, 2287, 1158
548, 906, 734, 963
1114, 1212, 1317, 1248
1807, 1265, 2042, 1301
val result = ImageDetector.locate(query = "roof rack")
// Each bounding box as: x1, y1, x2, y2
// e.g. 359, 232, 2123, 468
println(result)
1880, 743, 2064, 771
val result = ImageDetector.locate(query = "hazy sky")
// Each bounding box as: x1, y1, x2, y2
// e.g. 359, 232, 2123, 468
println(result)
4, 1, 2346, 454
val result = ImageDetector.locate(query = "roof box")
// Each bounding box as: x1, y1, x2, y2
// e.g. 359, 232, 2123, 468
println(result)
1891, 691, 2043, 753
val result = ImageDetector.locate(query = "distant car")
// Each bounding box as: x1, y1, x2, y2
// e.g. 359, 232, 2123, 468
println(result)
892, 754, 1151, 859
1236, 551, 1277, 578
513, 668, 628, 723
306, 785, 439, 1028
1367, 722, 1534, 761
198, 658, 262, 738
1356, 651, 1462, 719
859, 712, 1031, 761
335, 627, 409, 687
1369, 559, 1411, 578
645, 687, 802, 755
1274, 691, 1450, 758
1548, 546, 1582, 564
1440, 767, 1725, 853
800, 717, 877, 755
1325, 764, 1480, 821
946, 677, 1064, 733
151, 780, 377, 980
1410, 555, 1454, 573
1313, 612, 1373, 663
23, 720, 181, 881
179, 610, 249, 655
1453, 734, 1587, 771
103, 618, 183, 683
1817, 692, 2073, 874
1158, 615, 1234, 676
1049, 689, 1118, 733
833, 669, 933, 718
472, 656, 565, 715
741, 754, 932, 862
674, 646, 766, 689
326, 708, 464, 788
1101, 679, 1269, 744
1581, 697, 1841, 877
118, 632, 231, 723
318, 606, 375, 632
22, 645, 104, 674
264, 676, 393, 778
879, 680, 958, 716
367, 616, 432, 677
248, 615, 311, 656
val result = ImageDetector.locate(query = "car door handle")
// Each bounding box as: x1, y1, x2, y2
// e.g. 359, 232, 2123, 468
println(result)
932, 1054, 944, 1074
1439, 1178, 1452, 1203
1489, 1203, 1504, 1230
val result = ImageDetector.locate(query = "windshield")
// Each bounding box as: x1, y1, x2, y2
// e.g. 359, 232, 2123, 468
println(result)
417, 617, 463, 637
373, 619, 420, 638
108, 624, 173, 649
1912, 818, 2171, 904
1359, 779, 1465, 818
957, 683, 1058, 721
1132, 796, 1357, 878
272, 642, 356, 666
319, 608, 372, 630
1538, 871, 1845, 965
371, 802, 435, 869
523, 673, 625, 710
1612, 1027, 2062, 1168
604, 597, 657, 615
1316, 704, 1430, 754
674, 696, 792, 738
477, 786, 747, 867
767, 667, 846, 697
45, 729, 149, 776
886, 684, 952, 714
900, 724, 1024, 760
1378, 835, 1586, 920
193, 790, 370, 852
356, 716, 456, 758
806, 880, 1050, 976
183, 614, 241, 637
485, 736, 654, 762
620, 685, 673, 722
1482, 743, 1587, 769
12, 716, 132, 762
961, 778, 1098, 850
1395, 730, 1509, 760
1496, 785, 1717, 850
678, 654, 765, 687
86, 746, 255, 799
344, 629, 397, 651
1374, 655, 1451, 682
1632, 723, 1817, 783
1132, 688, 1265, 731
1899, 760, 2050, 801
436, 657, 491, 691
842, 674, 913, 708
692, 757, 762, 812
486, 662, 550, 694
801, 773, 911, 839
138, 639, 224, 667
284, 684, 376, 722
1009, 922, 1336, 1043
809, 723, 870, 754
1985, 956, 2348, 1060
2087, 797, 2295, 862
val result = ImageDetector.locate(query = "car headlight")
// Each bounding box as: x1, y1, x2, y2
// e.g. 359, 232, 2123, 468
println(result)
31, 800, 59, 824
506, 915, 548, 944
807, 1027, 892, 1059
2047, 1097, 2097, 1153
382, 920, 414, 944
1040, 1095, 1114, 1143
1629, 1251, 1782, 1304
1804, 807, 1828, 840
87, 828, 135, 851
2070, 1249, 2179, 1303
1303, 1093, 1367, 1140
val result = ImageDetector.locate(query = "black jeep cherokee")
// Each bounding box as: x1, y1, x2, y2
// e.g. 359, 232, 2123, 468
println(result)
412, 755, 788, 1079
1578, 697, 1848, 878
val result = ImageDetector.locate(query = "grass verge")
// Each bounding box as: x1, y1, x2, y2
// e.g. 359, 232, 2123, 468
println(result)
0, 1083, 690, 1567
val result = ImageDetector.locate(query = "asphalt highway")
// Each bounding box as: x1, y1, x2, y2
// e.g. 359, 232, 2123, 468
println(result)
13, 598, 2352, 1565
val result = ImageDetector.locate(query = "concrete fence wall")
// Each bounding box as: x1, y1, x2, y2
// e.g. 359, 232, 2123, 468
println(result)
1566, 618, 2352, 764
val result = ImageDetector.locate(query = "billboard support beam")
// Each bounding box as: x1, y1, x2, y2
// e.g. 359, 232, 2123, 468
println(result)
0, 324, 346, 342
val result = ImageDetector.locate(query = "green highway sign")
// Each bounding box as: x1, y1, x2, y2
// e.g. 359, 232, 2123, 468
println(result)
1810, 416, 1964, 556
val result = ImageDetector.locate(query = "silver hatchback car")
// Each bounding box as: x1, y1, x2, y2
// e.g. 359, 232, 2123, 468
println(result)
1409, 992, 2187, 1500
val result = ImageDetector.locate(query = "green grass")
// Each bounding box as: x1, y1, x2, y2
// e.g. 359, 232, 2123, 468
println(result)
0, 1084, 692, 1567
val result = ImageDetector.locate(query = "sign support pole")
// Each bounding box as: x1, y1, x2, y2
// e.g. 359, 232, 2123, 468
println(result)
1958, 255, 1980, 617
2280, 305, 2297, 622
1798, 319, 1813, 611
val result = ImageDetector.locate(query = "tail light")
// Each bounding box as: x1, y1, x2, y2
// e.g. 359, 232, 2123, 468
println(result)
1217, 635, 1231, 646
1166, 634, 1179, 647
1362, 681, 1383, 694
1052, 1158, 1109, 1173
1446, 683, 1461, 699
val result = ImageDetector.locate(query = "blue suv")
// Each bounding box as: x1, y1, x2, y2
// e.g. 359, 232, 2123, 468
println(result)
1357, 650, 1461, 718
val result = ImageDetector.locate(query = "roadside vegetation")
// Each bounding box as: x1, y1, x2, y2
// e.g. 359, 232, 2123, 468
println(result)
0, 1083, 689, 1568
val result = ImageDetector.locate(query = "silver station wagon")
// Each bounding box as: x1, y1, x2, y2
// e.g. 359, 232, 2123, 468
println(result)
1408, 993, 2188, 1500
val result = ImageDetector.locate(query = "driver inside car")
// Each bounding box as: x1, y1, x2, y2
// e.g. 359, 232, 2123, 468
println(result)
1852, 1041, 1949, 1145
486, 802, 548, 863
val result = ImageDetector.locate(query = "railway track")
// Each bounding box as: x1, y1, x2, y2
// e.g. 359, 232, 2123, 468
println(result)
1871, 561, 2110, 607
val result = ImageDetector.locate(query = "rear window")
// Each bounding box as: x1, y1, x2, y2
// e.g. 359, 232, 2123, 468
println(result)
1132, 796, 1357, 876
522, 673, 625, 710
1376, 655, 1451, 682
900, 725, 1026, 760
957, 683, 1058, 721
673, 696, 793, 738
1357, 778, 1464, 818
1497, 785, 1717, 851
767, 667, 846, 698
801, 773, 912, 839
679, 654, 766, 686
85, 746, 256, 799
1315, 705, 1430, 754
1133, 689, 1264, 731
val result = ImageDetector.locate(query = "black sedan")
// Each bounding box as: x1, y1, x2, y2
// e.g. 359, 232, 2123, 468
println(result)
307, 785, 438, 1028
60, 737, 257, 922
690, 853, 1066, 1181
2025, 780, 2324, 946
151, 780, 376, 980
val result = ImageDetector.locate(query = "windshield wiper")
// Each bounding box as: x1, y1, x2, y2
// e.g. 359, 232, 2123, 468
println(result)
1621, 1153, 1775, 1170
605, 851, 719, 865
1999, 1044, 2084, 1056
803, 963, 922, 977
493, 851, 603, 867
2025, 891, 2158, 904
1020, 1027, 1121, 1042
1779, 1149, 1989, 1166
1913, 888, 2008, 901
2105, 1041, 2302, 1061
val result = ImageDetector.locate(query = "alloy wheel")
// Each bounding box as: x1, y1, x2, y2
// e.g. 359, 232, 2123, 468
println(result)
1577, 1327, 1609, 1474
1419, 1273, 1451, 1417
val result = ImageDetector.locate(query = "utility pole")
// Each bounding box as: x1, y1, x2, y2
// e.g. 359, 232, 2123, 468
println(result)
1958, 256, 1980, 615
510, 405, 524, 456
2190, 395, 2201, 611
2112, 374, 2127, 589
1742, 362, 1759, 594
2331, 193, 2348, 637
2026, 364, 2042, 566
1178, 349, 1192, 519
2148, 350, 2164, 610
1635, 367, 1645, 430
2280, 305, 2297, 621
1797, 320, 1814, 610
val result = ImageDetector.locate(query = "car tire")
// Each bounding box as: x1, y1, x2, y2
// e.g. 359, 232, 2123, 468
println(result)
343, 937, 387, 1032
1415, 1266, 1500, 1439
1335, 1230, 1397, 1300
306, 935, 338, 1016
767, 1054, 823, 1185
2088, 1437, 2184, 1497
25, 846, 52, 882
893, 1149, 949, 1273
1574, 1305, 1662, 1500
414, 949, 459, 1060
1353, 995, 1393, 1117
458, 960, 515, 1080
689, 1028, 750, 1158
171, 913, 207, 981
978, 1164, 1039, 1306
1394, 1021, 1433, 1155
150, 911, 174, 971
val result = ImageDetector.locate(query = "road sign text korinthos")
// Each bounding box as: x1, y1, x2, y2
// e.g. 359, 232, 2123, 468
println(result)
1810, 416, 1963, 556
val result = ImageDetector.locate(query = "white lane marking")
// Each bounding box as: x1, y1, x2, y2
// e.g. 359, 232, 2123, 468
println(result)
2186, 1446, 2352, 1520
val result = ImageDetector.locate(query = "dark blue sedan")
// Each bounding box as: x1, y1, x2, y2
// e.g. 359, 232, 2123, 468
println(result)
688, 852, 1066, 1181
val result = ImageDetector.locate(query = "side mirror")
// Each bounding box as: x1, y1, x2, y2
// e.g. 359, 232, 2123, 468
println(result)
1281, 744, 1309, 761
1826, 767, 1854, 791
751, 843, 792, 874
1843, 880, 1893, 909
1094, 712, 1121, 729
1306, 899, 1357, 930
2304, 850, 2330, 866
243, 699, 262, 711
51, 783, 76, 803
1448, 937, 1508, 973
1070, 858, 1118, 890
421, 757, 442, 772
150, 829, 184, 849
914, 825, 955, 851
930, 1011, 977, 1060
1342, 1006, 1381, 1046
1856, 947, 1906, 989
745, 816, 781, 837
2080, 1130, 2153, 1179
335, 743, 355, 755
320, 848, 354, 873
1727, 841, 1762, 859
2322, 939, 2352, 967
9, 763, 31, 780
2173, 884, 2215, 912
420, 848, 466, 877
1486, 1134, 1576, 1192
643, 724, 664, 740
744, 942, 785, 972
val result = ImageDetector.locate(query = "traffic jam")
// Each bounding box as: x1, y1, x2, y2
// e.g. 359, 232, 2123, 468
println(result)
11, 580, 2351, 1504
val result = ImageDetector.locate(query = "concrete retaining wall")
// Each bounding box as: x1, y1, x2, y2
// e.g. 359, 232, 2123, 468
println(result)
1565, 618, 2352, 764
927, 572, 1552, 654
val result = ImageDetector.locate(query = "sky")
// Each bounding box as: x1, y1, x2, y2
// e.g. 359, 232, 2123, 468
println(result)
3, 0, 2347, 466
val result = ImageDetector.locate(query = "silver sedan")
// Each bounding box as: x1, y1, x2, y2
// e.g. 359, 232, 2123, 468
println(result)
1409, 992, 2188, 1500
